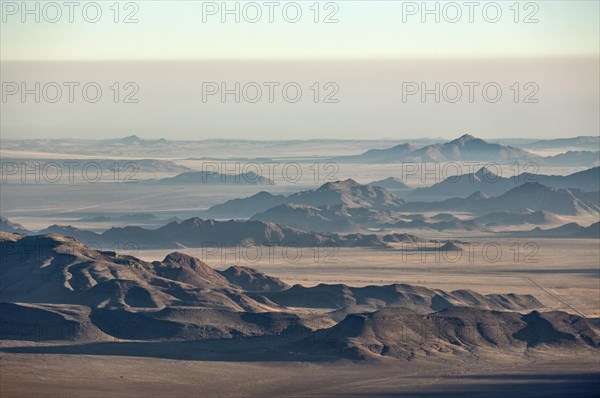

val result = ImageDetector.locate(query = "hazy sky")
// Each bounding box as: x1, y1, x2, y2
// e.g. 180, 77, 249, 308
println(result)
2, 1, 599, 60
1, 1, 599, 140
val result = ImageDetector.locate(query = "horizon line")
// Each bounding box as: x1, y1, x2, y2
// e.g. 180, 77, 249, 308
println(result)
2, 55, 599, 63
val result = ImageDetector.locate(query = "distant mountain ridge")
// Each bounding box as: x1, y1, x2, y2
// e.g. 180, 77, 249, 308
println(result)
524, 136, 600, 150
204, 179, 406, 219
334, 134, 534, 163
367, 177, 411, 190
34, 217, 435, 249
149, 170, 275, 185
512, 221, 600, 239
251, 203, 488, 233
2, 215, 465, 249
331, 134, 598, 167
37, 218, 366, 249
533, 150, 599, 167
474, 210, 562, 227
402, 182, 600, 216
202, 176, 599, 233
409, 167, 600, 200
0, 217, 30, 234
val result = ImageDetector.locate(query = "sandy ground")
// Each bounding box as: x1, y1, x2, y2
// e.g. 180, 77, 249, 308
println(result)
1, 349, 598, 398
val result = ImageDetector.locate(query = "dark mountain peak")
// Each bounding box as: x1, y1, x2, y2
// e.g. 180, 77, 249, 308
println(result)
474, 166, 499, 179
281, 202, 315, 210
253, 191, 277, 199
120, 134, 141, 144
218, 265, 290, 292
158, 170, 275, 185
467, 191, 489, 200
513, 181, 553, 193
317, 179, 360, 191
180, 217, 210, 226
368, 177, 410, 190
29, 233, 81, 246
448, 134, 478, 145
45, 223, 69, 230
0, 217, 31, 234
391, 143, 416, 151
440, 242, 462, 251
496, 182, 563, 201
154, 251, 228, 287
556, 222, 583, 230
162, 251, 204, 267
3, 233, 91, 265
380, 177, 403, 183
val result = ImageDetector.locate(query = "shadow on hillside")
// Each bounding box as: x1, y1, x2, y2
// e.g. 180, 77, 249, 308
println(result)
0, 337, 335, 363
355, 372, 600, 397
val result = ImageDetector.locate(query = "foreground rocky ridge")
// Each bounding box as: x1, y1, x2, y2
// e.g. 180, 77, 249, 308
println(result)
1, 233, 598, 361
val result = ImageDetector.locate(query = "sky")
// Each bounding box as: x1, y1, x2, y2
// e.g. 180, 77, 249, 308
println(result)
1, 1, 599, 140
2, 1, 599, 60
